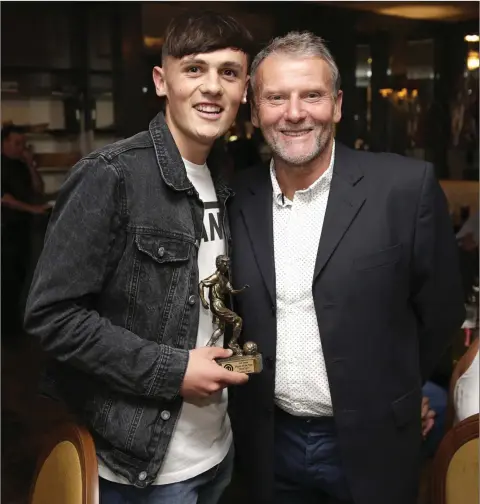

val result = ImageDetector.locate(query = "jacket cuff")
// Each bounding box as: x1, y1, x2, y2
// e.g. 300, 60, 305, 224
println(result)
149, 345, 189, 401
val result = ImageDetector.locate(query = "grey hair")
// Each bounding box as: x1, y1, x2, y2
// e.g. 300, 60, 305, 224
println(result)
250, 31, 341, 99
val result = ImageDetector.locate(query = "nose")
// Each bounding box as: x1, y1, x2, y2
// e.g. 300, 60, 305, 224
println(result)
284, 96, 307, 123
201, 70, 223, 96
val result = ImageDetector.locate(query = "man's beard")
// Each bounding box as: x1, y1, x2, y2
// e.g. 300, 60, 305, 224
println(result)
266, 124, 332, 168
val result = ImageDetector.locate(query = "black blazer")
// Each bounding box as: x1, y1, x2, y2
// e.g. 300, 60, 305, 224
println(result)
228, 143, 465, 504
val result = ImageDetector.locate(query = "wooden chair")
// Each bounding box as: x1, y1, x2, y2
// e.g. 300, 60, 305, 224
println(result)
28, 422, 98, 504
430, 413, 479, 504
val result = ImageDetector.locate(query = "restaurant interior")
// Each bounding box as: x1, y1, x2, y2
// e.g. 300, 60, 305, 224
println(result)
1, 2, 479, 503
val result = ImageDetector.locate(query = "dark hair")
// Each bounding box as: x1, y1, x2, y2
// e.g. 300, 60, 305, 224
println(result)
1, 123, 24, 143
162, 11, 254, 64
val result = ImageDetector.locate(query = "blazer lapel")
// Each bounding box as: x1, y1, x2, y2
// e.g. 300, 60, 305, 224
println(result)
313, 144, 366, 282
240, 164, 276, 306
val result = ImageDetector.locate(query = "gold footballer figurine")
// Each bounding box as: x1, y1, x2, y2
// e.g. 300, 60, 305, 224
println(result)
199, 255, 262, 373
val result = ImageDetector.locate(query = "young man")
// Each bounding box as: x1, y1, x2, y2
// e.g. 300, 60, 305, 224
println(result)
24, 11, 252, 504
228, 32, 465, 504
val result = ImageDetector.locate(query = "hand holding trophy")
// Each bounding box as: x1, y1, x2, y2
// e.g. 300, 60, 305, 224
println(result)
199, 255, 262, 373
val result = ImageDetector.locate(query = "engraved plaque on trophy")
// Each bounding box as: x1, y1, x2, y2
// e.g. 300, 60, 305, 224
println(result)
199, 255, 262, 374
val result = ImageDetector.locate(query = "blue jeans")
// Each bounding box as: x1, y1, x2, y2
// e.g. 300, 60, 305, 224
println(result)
274, 407, 353, 504
99, 444, 234, 504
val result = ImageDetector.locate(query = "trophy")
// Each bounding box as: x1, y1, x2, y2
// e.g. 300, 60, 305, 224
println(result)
199, 255, 262, 374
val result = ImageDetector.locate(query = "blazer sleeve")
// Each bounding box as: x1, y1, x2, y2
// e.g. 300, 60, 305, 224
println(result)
410, 163, 466, 381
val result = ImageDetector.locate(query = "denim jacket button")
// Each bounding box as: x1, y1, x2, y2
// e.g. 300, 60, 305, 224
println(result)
158, 247, 165, 257
188, 295, 196, 305
187, 189, 194, 196
138, 471, 147, 481
161, 410, 171, 421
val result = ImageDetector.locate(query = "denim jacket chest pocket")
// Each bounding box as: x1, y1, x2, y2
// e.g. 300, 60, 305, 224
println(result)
135, 234, 191, 264
127, 232, 195, 346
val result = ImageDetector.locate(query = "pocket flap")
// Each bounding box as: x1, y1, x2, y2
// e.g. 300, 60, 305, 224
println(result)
354, 243, 402, 270
135, 234, 191, 264
391, 387, 421, 427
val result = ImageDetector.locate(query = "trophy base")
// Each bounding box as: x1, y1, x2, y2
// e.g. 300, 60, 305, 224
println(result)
217, 353, 263, 374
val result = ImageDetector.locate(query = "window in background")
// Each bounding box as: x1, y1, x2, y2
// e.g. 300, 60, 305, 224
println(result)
378, 38, 435, 159
404, 38, 435, 160
354, 44, 372, 151
456, 34, 479, 180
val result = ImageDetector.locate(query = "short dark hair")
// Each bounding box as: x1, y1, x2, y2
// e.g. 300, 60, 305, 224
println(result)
1, 123, 24, 144
162, 10, 254, 65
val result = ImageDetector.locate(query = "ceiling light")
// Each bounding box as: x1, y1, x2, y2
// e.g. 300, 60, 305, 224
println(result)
465, 35, 480, 43
467, 51, 479, 71
144, 36, 164, 49
377, 5, 463, 21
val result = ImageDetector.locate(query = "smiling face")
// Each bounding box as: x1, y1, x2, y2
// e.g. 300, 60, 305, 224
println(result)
252, 53, 342, 167
153, 48, 248, 162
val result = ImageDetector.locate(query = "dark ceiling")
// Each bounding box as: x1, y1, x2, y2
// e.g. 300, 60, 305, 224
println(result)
321, 1, 479, 22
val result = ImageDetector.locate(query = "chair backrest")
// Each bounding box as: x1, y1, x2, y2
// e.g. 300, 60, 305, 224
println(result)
29, 422, 98, 504
446, 337, 479, 429
430, 414, 479, 504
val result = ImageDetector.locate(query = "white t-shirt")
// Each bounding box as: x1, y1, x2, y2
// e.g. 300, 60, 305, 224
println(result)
98, 158, 231, 485
454, 350, 479, 424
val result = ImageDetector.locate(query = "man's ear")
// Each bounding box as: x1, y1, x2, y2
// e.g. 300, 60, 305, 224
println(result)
153, 66, 167, 97
333, 90, 343, 124
250, 101, 259, 128
242, 76, 250, 104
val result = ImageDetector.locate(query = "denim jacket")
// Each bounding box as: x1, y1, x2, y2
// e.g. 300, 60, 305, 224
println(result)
24, 112, 233, 487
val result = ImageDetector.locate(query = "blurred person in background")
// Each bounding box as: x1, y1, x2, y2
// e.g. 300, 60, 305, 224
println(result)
1, 124, 49, 344
457, 209, 479, 252
456, 209, 479, 301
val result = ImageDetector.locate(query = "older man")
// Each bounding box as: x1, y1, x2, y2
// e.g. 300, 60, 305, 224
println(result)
228, 32, 465, 504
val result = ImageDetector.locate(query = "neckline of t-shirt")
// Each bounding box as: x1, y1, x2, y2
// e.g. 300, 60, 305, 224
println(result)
182, 157, 208, 172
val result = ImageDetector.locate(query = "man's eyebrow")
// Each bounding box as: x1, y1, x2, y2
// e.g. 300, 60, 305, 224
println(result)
220, 61, 244, 70
181, 57, 244, 70
181, 57, 208, 66
261, 87, 280, 95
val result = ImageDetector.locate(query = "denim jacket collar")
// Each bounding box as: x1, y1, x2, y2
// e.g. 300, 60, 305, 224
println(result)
149, 112, 233, 199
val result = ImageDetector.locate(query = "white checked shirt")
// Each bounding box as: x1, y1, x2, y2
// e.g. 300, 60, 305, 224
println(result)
271, 142, 335, 417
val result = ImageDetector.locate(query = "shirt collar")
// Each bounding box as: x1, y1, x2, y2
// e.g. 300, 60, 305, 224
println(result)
270, 140, 335, 207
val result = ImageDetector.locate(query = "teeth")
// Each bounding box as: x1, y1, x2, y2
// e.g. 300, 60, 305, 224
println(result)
195, 105, 221, 113
283, 131, 310, 136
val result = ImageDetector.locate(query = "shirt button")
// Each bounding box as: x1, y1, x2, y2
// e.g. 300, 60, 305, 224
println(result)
188, 295, 196, 305
158, 247, 165, 257
138, 471, 147, 481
